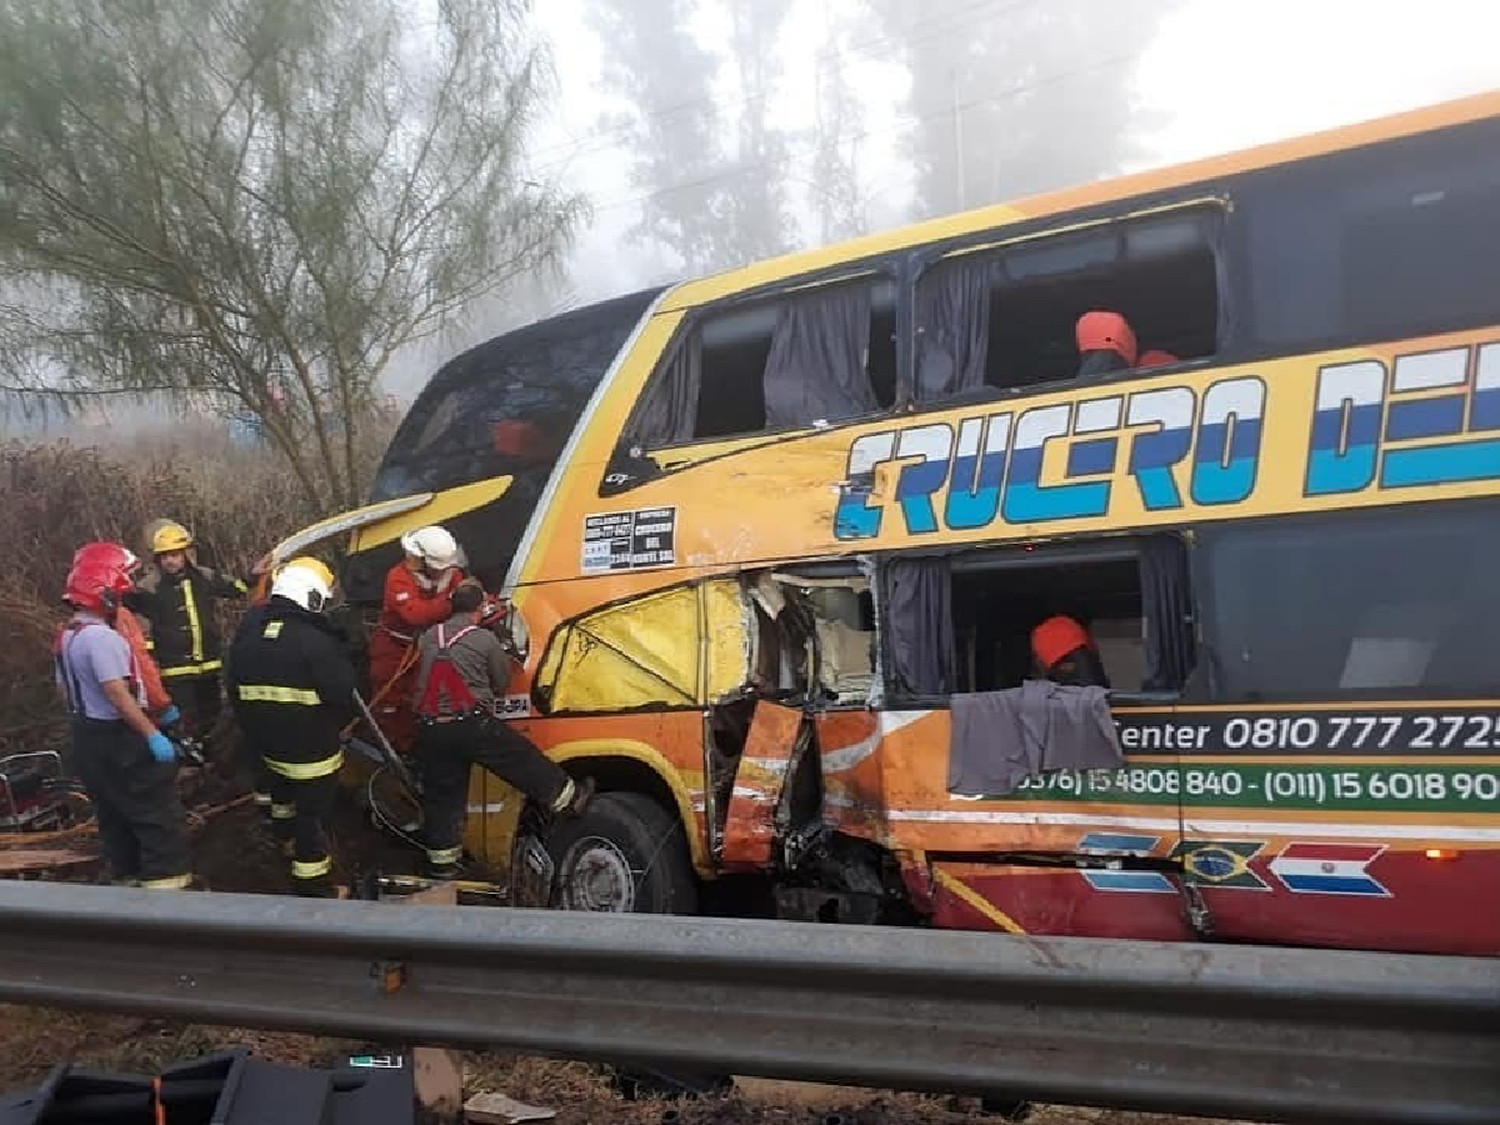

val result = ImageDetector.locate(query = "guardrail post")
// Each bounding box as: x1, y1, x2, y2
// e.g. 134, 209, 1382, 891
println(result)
399, 882, 465, 1124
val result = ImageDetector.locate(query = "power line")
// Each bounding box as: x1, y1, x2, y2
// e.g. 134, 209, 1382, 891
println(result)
588, 46, 1146, 216
526, 0, 1040, 175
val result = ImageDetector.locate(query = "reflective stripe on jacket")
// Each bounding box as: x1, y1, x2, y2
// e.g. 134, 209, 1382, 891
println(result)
132, 566, 247, 677
225, 598, 355, 770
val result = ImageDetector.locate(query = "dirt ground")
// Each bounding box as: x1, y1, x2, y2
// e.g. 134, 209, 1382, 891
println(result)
0, 1004, 1255, 1125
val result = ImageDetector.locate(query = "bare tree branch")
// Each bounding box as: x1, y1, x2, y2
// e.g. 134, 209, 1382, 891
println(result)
0, 0, 582, 512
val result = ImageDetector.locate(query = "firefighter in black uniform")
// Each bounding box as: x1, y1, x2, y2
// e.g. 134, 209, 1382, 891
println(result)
225, 557, 353, 897
130, 519, 258, 746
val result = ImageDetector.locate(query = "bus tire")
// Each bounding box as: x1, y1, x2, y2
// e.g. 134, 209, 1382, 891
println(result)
546, 791, 698, 915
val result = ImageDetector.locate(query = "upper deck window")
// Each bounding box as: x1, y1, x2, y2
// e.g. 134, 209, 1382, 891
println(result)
914, 207, 1222, 403
371, 289, 660, 501
624, 275, 897, 450
1246, 119, 1500, 349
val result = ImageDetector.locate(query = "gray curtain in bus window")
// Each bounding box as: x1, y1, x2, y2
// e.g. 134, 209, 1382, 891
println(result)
916, 257, 994, 402
949, 682, 1123, 797
884, 556, 955, 697
762, 285, 877, 429
1140, 536, 1195, 692
626, 332, 701, 449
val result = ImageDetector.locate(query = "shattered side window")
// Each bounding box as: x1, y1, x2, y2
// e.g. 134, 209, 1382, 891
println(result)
371, 288, 661, 501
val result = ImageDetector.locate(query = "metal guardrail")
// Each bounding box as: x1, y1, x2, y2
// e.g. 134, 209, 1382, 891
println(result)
0, 882, 1494, 1125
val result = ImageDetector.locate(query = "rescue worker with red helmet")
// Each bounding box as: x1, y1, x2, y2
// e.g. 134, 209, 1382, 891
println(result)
1074, 311, 1138, 378
1031, 615, 1111, 689
226, 557, 354, 897
74, 542, 177, 724
56, 542, 193, 889
410, 579, 590, 879
367, 525, 466, 755
129, 520, 265, 748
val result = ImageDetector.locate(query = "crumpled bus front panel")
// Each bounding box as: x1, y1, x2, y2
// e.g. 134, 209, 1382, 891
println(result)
536, 578, 751, 712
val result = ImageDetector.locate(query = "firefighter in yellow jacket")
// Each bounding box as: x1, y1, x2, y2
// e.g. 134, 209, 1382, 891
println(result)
129, 520, 259, 746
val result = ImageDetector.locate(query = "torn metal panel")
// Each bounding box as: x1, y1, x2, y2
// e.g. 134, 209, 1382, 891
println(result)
700, 578, 754, 702
535, 579, 750, 713
721, 701, 804, 870
754, 566, 878, 705
543, 627, 695, 712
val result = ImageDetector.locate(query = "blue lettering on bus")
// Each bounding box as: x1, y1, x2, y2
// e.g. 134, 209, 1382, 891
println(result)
944, 414, 1010, 529
833, 431, 895, 539
1191, 378, 1265, 506
1126, 387, 1194, 511
833, 374, 1267, 540
1306, 343, 1500, 495
833, 339, 1500, 541
1003, 404, 1112, 523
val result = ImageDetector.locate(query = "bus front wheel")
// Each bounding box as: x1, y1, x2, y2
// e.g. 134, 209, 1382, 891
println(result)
546, 791, 698, 915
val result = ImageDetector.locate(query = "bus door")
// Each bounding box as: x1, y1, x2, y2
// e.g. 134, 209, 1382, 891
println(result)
714, 565, 879, 871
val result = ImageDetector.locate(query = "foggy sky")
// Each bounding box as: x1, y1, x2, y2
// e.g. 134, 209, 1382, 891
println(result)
391, 0, 1498, 396
533, 0, 1498, 304
9, 0, 1497, 428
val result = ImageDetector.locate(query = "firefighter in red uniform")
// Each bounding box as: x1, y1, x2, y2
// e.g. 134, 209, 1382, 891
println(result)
367, 525, 465, 754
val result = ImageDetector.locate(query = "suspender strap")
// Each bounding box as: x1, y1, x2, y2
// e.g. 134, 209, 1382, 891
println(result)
416, 624, 483, 717
436, 623, 480, 650
58, 626, 90, 717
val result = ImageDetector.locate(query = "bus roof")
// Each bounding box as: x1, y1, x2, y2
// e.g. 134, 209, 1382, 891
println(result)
660, 88, 1500, 313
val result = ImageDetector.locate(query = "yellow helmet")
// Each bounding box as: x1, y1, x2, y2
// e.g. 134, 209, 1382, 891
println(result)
150, 521, 193, 555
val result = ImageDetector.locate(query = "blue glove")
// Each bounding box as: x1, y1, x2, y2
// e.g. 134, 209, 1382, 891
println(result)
158, 704, 182, 731
146, 731, 177, 763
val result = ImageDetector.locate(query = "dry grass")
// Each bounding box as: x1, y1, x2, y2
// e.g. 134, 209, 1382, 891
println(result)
0, 431, 342, 752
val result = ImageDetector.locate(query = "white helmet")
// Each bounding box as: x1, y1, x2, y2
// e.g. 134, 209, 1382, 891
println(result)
400, 525, 459, 570
271, 557, 335, 613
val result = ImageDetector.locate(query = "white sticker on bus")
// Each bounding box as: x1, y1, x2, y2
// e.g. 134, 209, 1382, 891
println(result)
581, 506, 677, 573
494, 694, 531, 719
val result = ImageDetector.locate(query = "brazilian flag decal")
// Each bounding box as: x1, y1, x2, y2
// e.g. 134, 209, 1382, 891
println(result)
1171, 840, 1270, 890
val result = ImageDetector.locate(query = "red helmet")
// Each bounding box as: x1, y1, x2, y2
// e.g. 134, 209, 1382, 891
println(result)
1031, 615, 1093, 671
1075, 311, 1138, 367
64, 541, 140, 613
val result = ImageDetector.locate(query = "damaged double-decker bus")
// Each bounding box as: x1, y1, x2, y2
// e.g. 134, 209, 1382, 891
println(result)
330, 91, 1500, 954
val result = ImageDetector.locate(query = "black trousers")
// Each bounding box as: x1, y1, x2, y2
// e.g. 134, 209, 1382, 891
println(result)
70, 718, 192, 886
413, 715, 569, 860
244, 741, 275, 812
164, 673, 223, 740
266, 770, 340, 894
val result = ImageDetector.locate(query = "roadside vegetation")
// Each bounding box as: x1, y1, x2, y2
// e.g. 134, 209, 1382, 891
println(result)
0, 427, 372, 756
